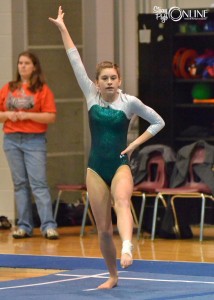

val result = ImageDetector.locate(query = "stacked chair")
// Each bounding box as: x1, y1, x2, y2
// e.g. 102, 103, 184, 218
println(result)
132, 140, 214, 241
131, 144, 176, 240
53, 184, 95, 237
154, 141, 214, 242
54, 141, 214, 241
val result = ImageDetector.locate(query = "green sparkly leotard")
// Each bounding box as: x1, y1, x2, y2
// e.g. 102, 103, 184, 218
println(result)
88, 105, 129, 185
66, 48, 165, 186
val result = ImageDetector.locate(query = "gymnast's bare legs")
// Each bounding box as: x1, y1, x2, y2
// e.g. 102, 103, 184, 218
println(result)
86, 165, 133, 289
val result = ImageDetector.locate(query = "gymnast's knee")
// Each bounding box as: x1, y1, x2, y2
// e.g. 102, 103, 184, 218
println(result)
114, 197, 131, 211
98, 230, 113, 241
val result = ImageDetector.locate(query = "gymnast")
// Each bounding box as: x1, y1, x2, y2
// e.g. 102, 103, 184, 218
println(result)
49, 6, 165, 289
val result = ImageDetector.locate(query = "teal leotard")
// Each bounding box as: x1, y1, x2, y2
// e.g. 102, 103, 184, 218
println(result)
66, 48, 165, 186
88, 105, 129, 185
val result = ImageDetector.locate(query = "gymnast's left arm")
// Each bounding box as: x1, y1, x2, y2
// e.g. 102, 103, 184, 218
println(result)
121, 97, 165, 156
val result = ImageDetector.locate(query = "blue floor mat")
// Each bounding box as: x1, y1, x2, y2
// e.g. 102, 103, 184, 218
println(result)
1, 256, 214, 299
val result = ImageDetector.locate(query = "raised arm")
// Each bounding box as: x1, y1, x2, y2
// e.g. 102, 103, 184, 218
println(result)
49, 6, 75, 50
49, 6, 94, 98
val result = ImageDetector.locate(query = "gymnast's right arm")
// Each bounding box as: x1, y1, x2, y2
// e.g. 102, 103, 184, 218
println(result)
49, 6, 74, 50
49, 6, 93, 97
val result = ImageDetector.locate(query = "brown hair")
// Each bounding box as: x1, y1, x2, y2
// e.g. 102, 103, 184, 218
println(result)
9, 51, 46, 93
95, 61, 120, 80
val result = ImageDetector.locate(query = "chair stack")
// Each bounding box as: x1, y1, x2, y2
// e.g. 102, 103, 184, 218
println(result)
132, 152, 169, 240
131, 141, 214, 241
54, 184, 95, 237
54, 141, 214, 241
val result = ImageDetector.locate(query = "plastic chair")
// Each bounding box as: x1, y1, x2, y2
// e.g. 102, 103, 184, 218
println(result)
54, 184, 95, 237
54, 184, 139, 237
154, 147, 214, 241
132, 152, 168, 240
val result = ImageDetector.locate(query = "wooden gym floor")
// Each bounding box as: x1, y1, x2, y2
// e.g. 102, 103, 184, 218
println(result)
1, 225, 214, 282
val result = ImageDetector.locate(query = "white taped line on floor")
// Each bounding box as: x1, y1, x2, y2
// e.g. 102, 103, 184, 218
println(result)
0, 271, 110, 291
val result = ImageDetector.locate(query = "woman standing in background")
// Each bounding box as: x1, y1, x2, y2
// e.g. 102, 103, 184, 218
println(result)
0, 51, 59, 240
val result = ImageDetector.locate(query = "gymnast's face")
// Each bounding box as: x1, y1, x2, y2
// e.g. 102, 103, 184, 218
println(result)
96, 68, 121, 102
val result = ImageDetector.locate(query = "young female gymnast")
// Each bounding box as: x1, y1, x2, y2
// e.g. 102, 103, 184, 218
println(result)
49, 6, 165, 289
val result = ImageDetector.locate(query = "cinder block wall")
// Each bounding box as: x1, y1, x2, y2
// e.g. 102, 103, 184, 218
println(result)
0, 1, 15, 222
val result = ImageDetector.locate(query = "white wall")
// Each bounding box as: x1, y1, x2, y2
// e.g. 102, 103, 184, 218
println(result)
178, 0, 214, 8
116, 0, 138, 96
138, 0, 214, 13
0, 0, 15, 222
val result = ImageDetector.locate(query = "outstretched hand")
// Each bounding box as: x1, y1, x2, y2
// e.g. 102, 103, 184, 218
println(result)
49, 6, 66, 30
49, 5, 75, 49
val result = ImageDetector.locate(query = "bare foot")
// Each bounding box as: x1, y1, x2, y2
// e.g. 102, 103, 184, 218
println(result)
97, 276, 118, 289
120, 253, 133, 269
